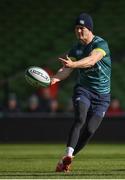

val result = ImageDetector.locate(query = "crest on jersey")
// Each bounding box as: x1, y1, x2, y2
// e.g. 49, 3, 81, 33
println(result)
76, 49, 83, 56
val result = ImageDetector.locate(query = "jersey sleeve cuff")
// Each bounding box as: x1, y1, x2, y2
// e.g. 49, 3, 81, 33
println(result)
94, 48, 106, 56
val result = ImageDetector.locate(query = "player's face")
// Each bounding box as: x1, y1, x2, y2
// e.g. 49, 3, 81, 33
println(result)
75, 25, 90, 42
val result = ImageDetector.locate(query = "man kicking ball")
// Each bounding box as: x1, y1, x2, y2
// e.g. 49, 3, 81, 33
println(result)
51, 13, 111, 172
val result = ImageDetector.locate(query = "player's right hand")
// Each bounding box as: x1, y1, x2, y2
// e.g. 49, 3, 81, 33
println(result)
50, 77, 60, 85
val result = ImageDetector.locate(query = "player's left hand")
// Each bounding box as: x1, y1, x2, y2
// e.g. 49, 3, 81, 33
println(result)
59, 55, 75, 68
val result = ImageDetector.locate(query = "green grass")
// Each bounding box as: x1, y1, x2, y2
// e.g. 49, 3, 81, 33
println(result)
0, 143, 125, 179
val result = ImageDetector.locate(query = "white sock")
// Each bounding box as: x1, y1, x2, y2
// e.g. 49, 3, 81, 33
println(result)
65, 146, 74, 157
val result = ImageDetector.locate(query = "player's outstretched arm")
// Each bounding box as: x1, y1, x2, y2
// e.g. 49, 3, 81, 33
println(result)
51, 67, 73, 85
59, 50, 104, 69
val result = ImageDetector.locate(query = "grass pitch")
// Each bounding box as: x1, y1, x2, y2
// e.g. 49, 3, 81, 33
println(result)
0, 143, 125, 179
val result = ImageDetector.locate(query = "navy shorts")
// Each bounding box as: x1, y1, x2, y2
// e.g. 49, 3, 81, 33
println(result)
72, 85, 110, 118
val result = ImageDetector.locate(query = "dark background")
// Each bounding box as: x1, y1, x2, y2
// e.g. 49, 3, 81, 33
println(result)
0, 0, 125, 142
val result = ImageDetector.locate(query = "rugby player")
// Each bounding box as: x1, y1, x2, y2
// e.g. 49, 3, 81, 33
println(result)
51, 13, 111, 172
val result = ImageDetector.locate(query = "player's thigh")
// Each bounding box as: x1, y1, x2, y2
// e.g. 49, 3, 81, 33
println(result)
87, 97, 110, 133
73, 93, 90, 122
72, 89, 91, 115
75, 102, 90, 125
91, 93, 110, 117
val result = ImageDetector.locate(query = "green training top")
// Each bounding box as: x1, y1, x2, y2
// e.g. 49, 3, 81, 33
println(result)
68, 36, 111, 94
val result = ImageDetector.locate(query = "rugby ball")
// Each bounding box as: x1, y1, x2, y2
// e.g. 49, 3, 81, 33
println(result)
25, 66, 51, 87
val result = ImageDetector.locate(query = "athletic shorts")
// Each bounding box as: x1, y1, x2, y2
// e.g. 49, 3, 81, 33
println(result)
72, 85, 110, 118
